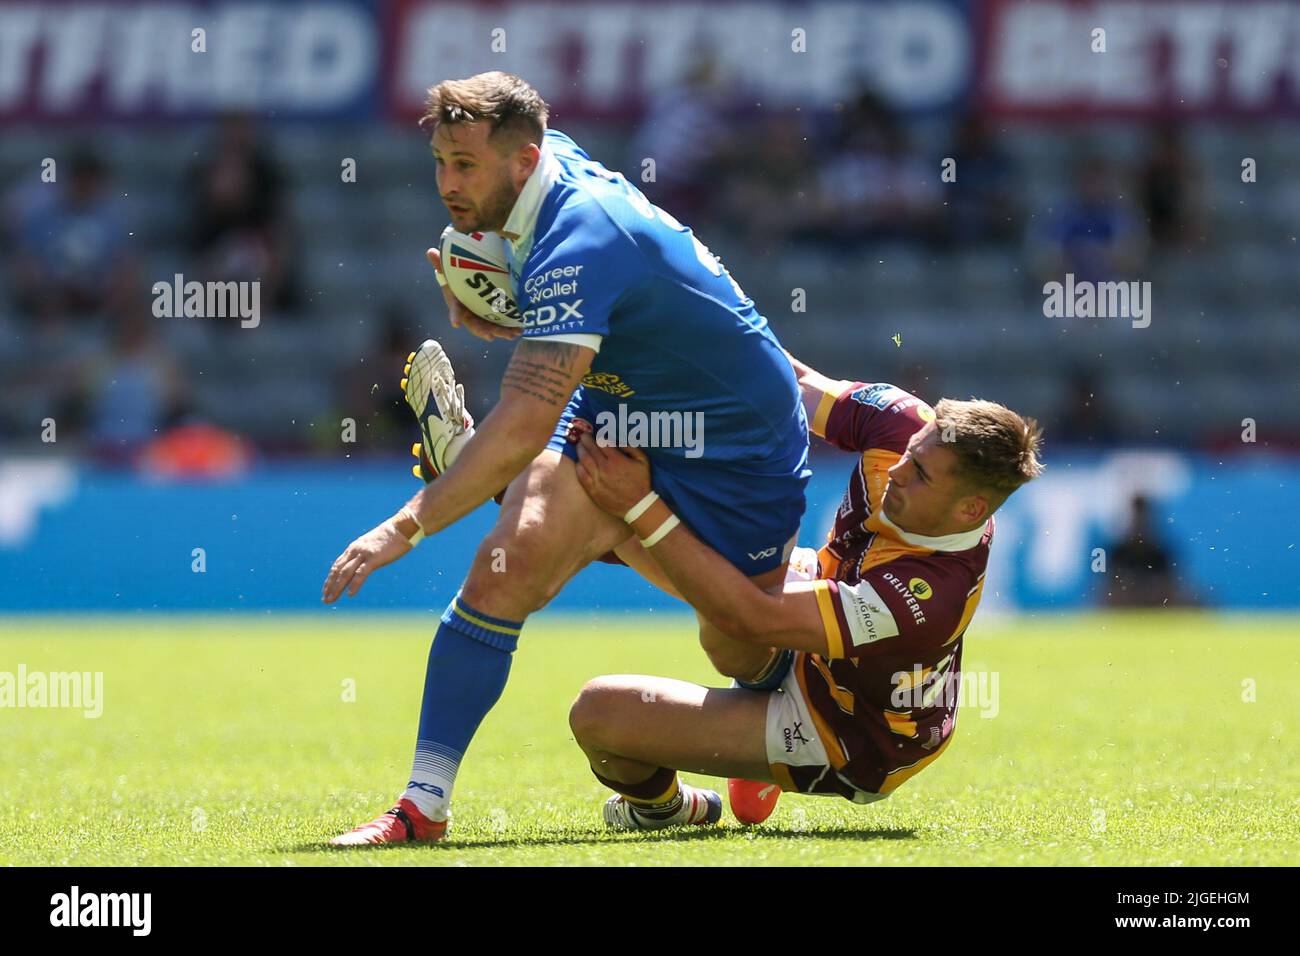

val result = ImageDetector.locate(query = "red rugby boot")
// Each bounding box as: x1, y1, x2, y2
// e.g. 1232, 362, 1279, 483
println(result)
329, 797, 447, 846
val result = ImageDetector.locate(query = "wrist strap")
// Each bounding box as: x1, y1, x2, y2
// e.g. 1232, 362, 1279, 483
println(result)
398, 506, 426, 546
623, 490, 660, 524
639, 513, 680, 548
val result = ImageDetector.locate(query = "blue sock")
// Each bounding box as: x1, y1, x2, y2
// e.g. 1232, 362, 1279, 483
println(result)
402, 591, 522, 820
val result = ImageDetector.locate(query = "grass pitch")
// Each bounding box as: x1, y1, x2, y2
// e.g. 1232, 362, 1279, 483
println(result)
1, 611, 1296, 866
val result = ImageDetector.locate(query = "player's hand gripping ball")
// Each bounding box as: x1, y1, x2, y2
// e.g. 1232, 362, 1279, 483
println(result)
438, 226, 524, 327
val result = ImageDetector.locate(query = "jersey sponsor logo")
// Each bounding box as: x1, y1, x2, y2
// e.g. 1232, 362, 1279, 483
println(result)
881, 571, 928, 626
850, 383, 906, 410
909, 577, 934, 600
837, 579, 901, 647
523, 264, 583, 297
581, 371, 636, 398
522, 300, 583, 327
526, 279, 580, 302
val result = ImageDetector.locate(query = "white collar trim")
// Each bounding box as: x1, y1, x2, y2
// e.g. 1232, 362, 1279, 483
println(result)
501, 140, 561, 257
876, 508, 989, 553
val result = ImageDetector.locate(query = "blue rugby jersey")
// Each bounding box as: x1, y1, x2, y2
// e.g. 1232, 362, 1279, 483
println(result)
499, 129, 808, 482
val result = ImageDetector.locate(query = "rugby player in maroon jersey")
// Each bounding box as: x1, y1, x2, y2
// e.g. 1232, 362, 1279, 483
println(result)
569, 353, 1044, 830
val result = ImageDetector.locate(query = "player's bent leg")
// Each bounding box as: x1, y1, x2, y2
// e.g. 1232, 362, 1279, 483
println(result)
612, 538, 682, 601
333, 453, 634, 847
460, 450, 633, 620
377, 451, 631, 842
570, 675, 772, 779
695, 564, 789, 682
569, 675, 774, 830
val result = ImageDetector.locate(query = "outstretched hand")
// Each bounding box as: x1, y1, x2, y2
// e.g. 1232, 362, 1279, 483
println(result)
322, 519, 413, 603
574, 432, 653, 518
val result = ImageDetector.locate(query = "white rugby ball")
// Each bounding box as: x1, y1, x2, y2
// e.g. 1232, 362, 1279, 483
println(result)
438, 226, 523, 327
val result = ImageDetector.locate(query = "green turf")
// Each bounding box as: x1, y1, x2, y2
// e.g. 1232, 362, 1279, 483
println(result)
1, 612, 1296, 866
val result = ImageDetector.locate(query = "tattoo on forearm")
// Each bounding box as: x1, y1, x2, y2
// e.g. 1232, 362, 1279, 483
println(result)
501, 341, 583, 405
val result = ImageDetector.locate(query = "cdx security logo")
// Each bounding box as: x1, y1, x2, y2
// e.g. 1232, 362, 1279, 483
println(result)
522, 300, 584, 328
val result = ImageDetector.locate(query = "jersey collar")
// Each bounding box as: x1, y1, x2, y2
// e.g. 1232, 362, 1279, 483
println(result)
499, 138, 561, 263
874, 508, 990, 553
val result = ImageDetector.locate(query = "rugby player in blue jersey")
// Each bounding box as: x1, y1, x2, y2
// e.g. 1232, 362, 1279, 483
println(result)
323, 72, 810, 844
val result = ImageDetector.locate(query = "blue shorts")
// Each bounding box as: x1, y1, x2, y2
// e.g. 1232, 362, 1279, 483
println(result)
548, 387, 808, 576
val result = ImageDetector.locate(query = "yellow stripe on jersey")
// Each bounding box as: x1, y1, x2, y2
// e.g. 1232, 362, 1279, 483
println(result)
944, 574, 986, 647
883, 708, 918, 738
794, 662, 848, 768
810, 655, 856, 716
812, 581, 846, 659
878, 735, 954, 793
816, 545, 843, 581
812, 388, 840, 438
857, 534, 934, 574
859, 449, 900, 513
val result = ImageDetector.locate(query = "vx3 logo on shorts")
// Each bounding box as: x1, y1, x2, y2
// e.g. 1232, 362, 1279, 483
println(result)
748, 546, 779, 561
783, 721, 809, 753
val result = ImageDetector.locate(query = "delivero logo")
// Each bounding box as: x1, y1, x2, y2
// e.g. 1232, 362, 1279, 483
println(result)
909, 578, 934, 600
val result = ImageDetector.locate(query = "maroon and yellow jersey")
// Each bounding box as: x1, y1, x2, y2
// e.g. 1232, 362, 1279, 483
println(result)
778, 382, 993, 799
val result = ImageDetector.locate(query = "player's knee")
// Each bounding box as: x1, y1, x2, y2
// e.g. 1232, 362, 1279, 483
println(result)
568, 678, 622, 748
461, 524, 557, 615
701, 643, 755, 681
697, 625, 760, 680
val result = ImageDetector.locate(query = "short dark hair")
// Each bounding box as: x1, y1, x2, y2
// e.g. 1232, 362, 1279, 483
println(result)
932, 398, 1045, 508
420, 71, 549, 150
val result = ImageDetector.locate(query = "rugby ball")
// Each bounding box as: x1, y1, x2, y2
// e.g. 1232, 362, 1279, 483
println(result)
438, 226, 524, 327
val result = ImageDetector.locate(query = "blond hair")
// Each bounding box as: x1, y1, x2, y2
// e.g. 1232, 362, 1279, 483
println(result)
932, 398, 1044, 507
420, 71, 549, 150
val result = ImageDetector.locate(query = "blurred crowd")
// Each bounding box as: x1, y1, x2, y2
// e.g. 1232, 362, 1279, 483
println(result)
0, 77, 1252, 469
1, 116, 299, 463
633, 66, 1206, 270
